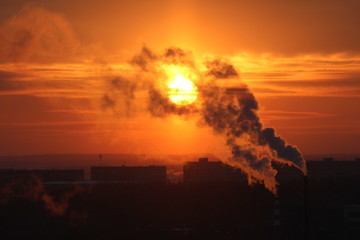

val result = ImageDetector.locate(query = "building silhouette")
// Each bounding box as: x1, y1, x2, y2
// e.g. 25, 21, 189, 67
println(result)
307, 158, 360, 180
1, 155, 360, 239
183, 158, 246, 184
0, 169, 84, 184
90, 166, 166, 183
344, 204, 360, 239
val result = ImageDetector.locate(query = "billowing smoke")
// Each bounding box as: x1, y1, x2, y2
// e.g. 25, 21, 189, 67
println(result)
0, 4, 82, 63
0, 175, 83, 215
102, 47, 307, 193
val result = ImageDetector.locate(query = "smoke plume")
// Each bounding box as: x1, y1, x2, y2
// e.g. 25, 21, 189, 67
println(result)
0, 175, 83, 215
102, 47, 307, 193
0, 4, 81, 63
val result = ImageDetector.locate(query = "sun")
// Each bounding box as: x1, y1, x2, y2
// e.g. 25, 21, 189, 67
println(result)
167, 74, 198, 105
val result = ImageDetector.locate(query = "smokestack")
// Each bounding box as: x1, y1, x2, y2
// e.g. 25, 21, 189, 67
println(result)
103, 46, 307, 193
99, 154, 102, 167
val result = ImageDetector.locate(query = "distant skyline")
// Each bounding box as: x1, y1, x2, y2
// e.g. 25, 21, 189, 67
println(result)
0, 0, 360, 157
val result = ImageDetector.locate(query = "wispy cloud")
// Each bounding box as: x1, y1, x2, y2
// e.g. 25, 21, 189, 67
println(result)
0, 63, 104, 99
259, 110, 333, 121
229, 54, 360, 98
279, 124, 360, 134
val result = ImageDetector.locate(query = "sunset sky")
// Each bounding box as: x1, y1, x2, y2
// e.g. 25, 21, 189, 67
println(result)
0, 0, 360, 157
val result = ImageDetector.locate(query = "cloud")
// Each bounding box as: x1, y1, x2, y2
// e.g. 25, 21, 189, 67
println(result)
229, 54, 360, 98
257, 78, 360, 88
0, 63, 103, 99
259, 110, 333, 121
279, 124, 360, 135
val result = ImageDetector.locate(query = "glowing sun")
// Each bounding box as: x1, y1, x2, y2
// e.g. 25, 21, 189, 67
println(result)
167, 74, 198, 105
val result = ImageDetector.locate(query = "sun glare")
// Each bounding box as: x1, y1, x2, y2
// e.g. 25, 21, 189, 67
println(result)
167, 74, 198, 105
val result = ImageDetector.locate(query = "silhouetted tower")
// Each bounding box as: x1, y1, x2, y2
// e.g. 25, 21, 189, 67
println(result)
99, 154, 102, 167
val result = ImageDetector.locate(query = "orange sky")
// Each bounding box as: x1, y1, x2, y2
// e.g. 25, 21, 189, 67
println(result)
0, 1, 359, 156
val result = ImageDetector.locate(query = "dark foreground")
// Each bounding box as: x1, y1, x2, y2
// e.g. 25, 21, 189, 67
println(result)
0, 176, 359, 240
